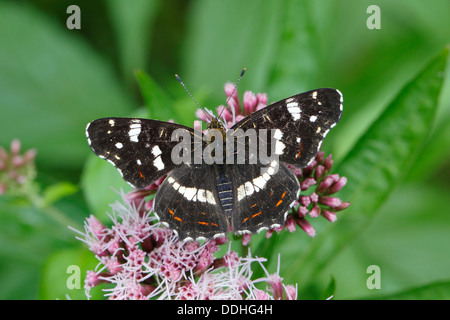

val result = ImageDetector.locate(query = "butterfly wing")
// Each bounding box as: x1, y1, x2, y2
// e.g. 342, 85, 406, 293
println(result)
154, 163, 229, 241
229, 88, 343, 168
228, 162, 300, 234
86, 117, 201, 189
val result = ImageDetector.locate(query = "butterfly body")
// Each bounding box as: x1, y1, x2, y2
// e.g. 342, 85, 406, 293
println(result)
86, 88, 343, 241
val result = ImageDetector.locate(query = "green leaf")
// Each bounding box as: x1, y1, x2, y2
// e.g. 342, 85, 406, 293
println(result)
0, 2, 134, 170
43, 182, 79, 206
290, 47, 449, 292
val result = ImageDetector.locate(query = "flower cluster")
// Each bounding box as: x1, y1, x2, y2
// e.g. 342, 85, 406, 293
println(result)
73, 193, 297, 300
274, 151, 350, 238
0, 139, 37, 195
196, 82, 268, 129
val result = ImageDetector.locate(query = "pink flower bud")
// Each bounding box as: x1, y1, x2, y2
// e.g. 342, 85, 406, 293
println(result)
85, 270, 102, 288
300, 177, 316, 191
321, 209, 337, 222
12, 155, 24, 168
224, 82, 236, 97
334, 201, 351, 211
24, 149, 37, 163
317, 176, 334, 193
217, 105, 232, 122
328, 176, 348, 194
324, 154, 333, 171
286, 215, 296, 232
243, 91, 257, 114
10, 139, 21, 155
265, 229, 274, 239
319, 196, 342, 208
309, 205, 321, 218
256, 92, 268, 106
284, 285, 297, 300
86, 215, 106, 239
267, 274, 284, 300
314, 164, 325, 181
223, 251, 239, 268
297, 205, 308, 217
309, 192, 319, 203
214, 235, 229, 245
299, 195, 311, 207
254, 290, 271, 300
315, 151, 325, 164
296, 218, 316, 237
241, 233, 252, 246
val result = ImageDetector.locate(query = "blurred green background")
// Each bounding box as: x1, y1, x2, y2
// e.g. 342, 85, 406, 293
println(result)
0, 0, 449, 299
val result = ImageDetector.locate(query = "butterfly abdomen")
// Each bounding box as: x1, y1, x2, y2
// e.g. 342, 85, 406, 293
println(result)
214, 165, 234, 217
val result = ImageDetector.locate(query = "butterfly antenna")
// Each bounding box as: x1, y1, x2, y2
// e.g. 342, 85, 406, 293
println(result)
175, 74, 212, 121
218, 68, 246, 121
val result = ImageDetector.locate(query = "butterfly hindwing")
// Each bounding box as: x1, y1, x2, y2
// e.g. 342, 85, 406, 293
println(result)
154, 163, 229, 240
229, 88, 342, 168
86, 117, 200, 189
229, 162, 300, 234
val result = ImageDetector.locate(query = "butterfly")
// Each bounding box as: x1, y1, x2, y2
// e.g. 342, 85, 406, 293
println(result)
86, 88, 342, 241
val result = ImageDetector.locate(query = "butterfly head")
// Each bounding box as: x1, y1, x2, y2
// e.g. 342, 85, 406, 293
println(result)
205, 116, 227, 145
206, 116, 224, 130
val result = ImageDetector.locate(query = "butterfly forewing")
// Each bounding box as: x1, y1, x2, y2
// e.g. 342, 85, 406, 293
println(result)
229, 88, 342, 168
86, 117, 200, 189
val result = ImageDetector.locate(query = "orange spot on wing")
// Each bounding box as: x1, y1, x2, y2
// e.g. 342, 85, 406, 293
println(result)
174, 216, 182, 222
198, 221, 209, 226
276, 200, 283, 207
211, 223, 218, 227
169, 209, 174, 215
297, 143, 303, 158
138, 171, 145, 179
250, 203, 257, 208
252, 211, 262, 218
281, 191, 287, 199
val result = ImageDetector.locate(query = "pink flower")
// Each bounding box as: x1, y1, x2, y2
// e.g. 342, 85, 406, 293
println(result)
73, 192, 297, 300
